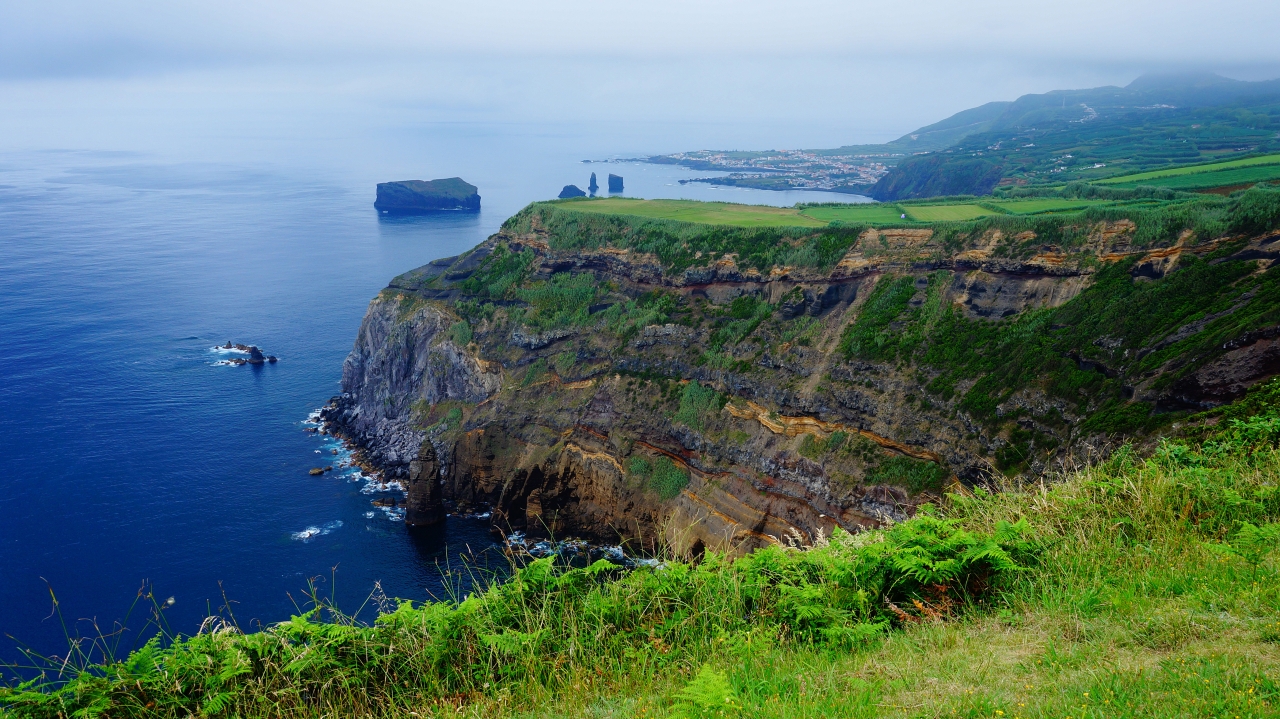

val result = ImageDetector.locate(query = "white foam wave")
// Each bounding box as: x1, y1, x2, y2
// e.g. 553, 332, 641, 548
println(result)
291, 520, 344, 542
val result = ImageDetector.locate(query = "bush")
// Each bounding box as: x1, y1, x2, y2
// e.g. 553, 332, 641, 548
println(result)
673, 382, 726, 431
628, 455, 690, 500
448, 320, 472, 346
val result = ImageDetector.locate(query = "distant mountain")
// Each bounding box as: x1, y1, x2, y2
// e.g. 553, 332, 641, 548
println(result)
653, 73, 1280, 198
870, 73, 1280, 199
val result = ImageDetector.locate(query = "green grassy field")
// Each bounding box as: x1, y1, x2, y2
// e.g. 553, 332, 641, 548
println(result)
549, 198, 827, 228
797, 203, 906, 224
987, 198, 1114, 214
903, 203, 996, 221
1109, 164, 1280, 191
1096, 153, 1280, 185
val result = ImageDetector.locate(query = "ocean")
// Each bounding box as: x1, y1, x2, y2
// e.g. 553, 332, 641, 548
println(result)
0, 122, 866, 664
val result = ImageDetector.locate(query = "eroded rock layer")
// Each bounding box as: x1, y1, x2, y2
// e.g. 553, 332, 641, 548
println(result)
325, 203, 1280, 553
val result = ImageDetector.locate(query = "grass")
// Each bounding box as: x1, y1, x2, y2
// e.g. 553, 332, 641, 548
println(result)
902, 204, 996, 221
503, 187, 1280, 275
549, 198, 827, 228
5, 378, 1279, 718
797, 203, 906, 224
1108, 164, 1280, 191
1096, 153, 1280, 185
986, 198, 1114, 214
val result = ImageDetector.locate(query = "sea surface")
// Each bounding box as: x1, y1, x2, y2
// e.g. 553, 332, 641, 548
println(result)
0, 123, 866, 665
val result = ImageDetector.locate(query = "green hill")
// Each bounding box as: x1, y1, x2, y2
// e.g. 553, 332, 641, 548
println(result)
870, 74, 1280, 199
656, 74, 1280, 198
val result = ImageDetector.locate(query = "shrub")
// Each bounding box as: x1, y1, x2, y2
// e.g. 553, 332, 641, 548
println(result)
674, 382, 726, 431
629, 455, 690, 500
448, 320, 472, 346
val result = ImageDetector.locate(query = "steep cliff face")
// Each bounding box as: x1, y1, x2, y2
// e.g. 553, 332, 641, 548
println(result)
328, 201, 1280, 554
336, 297, 501, 478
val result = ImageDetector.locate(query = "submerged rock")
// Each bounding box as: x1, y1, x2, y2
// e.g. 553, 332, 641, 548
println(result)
217, 341, 279, 366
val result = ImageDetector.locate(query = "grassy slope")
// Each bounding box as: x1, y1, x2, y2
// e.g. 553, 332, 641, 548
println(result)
548, 199, 827, 228
798, 204, 906, 224
1096, 154, 1280, 185
903, 204, 996, 222
1110, 165, 1280, 191
986, 198, 1115, 214
4, 380, 1279, 718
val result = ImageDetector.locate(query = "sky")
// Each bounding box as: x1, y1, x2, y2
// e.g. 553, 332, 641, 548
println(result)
1, 0, 1279, 156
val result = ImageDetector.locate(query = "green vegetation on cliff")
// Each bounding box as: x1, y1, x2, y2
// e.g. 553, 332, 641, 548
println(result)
506, 187, 1280, 274
5, 379, 1280, 718
549, 198, 828, 228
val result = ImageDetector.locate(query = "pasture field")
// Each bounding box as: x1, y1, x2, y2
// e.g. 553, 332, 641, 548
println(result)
903, 203, 996, 221
1109, 164, 1280, 191
798, 203, 906, 224
1096, 153, 1280, 185
548, 198, 826, 228
987, 198, 1113, 214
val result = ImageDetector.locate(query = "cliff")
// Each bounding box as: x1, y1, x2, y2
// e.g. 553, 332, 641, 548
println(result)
325, 193, 1280, 554
375, 178, 481, 212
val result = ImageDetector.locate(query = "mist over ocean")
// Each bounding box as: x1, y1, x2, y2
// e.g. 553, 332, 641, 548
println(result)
0, 120, 864, 662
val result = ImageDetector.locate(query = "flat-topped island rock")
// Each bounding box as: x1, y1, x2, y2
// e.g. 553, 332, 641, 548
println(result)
374, 178, 481, 213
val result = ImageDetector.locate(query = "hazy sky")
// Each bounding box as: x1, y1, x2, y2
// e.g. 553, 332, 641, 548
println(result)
2, 0, 1278, 155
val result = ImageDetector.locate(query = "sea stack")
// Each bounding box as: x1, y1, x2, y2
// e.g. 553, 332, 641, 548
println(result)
404, 441, 444, 526
588, 172, 599, 195
608, 173, 624, 193
374, 178, 481, 213
558, 184, 587, 198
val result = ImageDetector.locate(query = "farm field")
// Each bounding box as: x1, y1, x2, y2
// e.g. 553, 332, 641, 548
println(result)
1108, 164, 1280, 191
1096, 153, 1280, 185
798, 203, 906, 224
987, 198, 1114, 214
549, 198, 827, 227
903, 203, 996, 221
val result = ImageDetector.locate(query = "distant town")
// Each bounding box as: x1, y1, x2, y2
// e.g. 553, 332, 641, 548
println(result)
649, 148, 899, 193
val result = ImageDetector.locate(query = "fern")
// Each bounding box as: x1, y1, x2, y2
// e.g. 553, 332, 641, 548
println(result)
671, 665, 741, 718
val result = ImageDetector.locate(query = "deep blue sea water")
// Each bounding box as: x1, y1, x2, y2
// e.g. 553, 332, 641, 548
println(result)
0, 124, 865, 664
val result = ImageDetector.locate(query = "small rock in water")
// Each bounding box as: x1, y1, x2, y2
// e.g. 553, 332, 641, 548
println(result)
308, 467, 324, 476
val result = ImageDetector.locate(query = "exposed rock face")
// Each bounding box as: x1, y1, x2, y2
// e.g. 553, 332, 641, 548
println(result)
333, 296, 501, 477
330, 206, 1280, 555
405, 441, 444, 526
1169, 330, 1280, 408
375, 178, 481, 213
